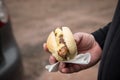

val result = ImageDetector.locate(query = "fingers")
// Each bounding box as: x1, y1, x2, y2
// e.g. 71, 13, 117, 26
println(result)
59, 63, 82, 73
43, 42, 82, 73
49, 56, 82, 73
49, 55, 57, 64
43, 43, 50, 52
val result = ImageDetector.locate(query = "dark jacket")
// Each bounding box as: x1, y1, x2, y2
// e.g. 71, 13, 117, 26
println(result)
92, 0, 120, 80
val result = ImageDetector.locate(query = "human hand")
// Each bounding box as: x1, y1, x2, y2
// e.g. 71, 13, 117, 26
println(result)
43, 32, 102, 73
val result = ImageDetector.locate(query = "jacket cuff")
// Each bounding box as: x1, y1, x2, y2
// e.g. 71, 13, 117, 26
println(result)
92, 23, 111, 49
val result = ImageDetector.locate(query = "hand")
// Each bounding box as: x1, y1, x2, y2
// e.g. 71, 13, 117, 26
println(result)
43, 32, 102, 73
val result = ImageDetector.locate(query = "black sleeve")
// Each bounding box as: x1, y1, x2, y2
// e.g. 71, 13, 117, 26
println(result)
92, 23, 111, 49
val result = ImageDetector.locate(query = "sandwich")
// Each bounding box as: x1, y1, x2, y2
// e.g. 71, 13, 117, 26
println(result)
46, 27, 77, 61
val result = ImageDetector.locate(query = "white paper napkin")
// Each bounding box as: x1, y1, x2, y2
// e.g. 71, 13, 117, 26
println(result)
45, 52, 91, 72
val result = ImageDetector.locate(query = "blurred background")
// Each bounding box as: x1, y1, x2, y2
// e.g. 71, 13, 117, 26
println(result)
4, 0, 117, 80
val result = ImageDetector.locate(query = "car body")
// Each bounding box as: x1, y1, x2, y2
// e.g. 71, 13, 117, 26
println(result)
0, 0, 23, 80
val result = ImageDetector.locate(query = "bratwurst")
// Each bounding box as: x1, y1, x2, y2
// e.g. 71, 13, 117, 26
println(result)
46, 27, 77, 61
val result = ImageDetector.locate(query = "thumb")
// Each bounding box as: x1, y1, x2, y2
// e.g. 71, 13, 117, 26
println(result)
73, 32, 83, 44
73, 32, 95, 51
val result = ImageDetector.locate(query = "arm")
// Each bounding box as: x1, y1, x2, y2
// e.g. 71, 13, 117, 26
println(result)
44, 23, 111, 73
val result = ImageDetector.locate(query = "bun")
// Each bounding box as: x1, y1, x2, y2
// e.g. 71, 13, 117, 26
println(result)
47, 27, 77, 61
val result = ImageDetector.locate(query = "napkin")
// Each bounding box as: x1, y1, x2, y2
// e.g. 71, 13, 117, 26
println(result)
45, 52, 91, 72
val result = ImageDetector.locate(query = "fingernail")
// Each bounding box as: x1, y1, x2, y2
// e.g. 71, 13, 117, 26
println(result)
60, 62, 66, 68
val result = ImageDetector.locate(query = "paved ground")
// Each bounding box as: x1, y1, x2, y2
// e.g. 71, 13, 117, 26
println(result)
5, 0, 117, 80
